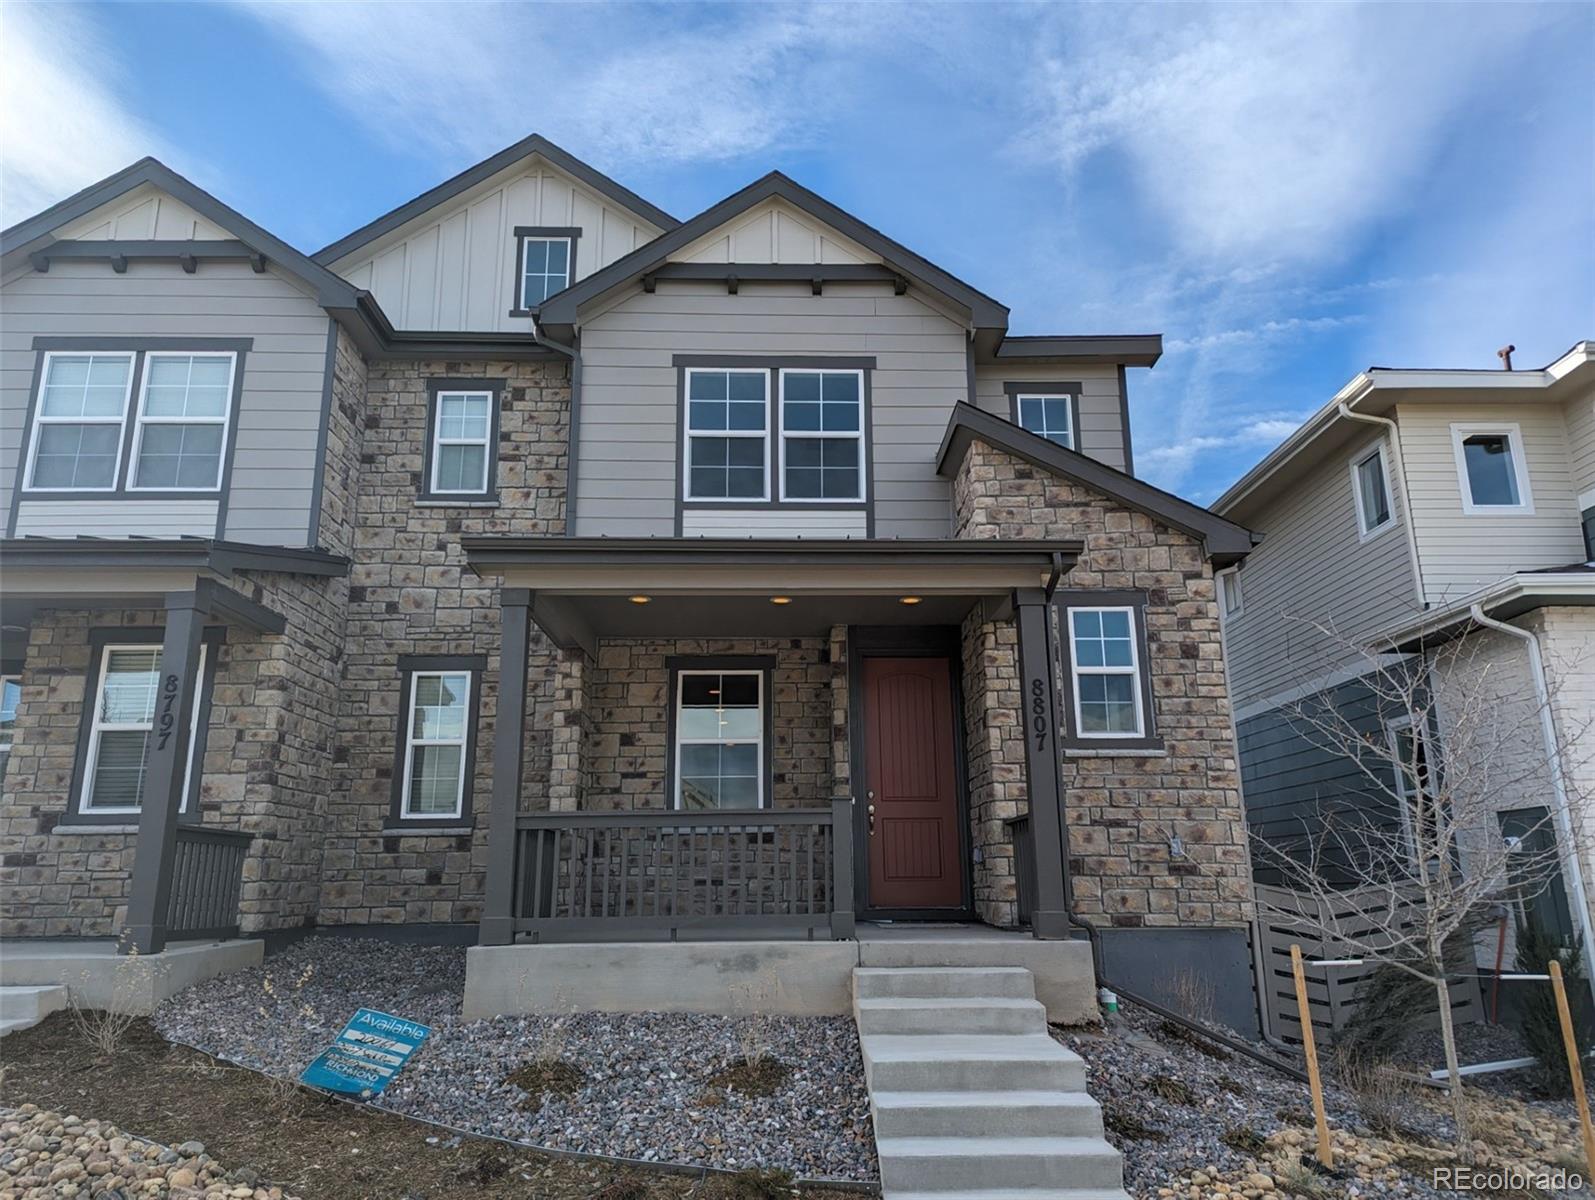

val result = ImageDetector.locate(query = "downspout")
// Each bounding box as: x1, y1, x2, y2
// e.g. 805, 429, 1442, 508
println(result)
1338, 401, 1428, 610
532, 322, 582, 535
1468, 604, 1595, 1003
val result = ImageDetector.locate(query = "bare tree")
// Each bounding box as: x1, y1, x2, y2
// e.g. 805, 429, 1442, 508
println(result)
1244, 613, 1592, 1150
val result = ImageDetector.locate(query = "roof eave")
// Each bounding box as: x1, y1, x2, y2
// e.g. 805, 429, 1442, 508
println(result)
992, 334, 1163, 368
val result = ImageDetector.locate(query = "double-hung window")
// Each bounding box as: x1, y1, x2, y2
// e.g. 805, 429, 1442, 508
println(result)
24, 352, 136, 490
674, 669, 764, 809
1351, 442, 1393, 538
684, 369, 769, 501
1015, 393, 1076, 449
130, 353, 236, 490
430, 391, 493, 494
81, 645, 206, 816
1452, 423, 1533, 514
0, 675, 19, 784
401, 671, 472, 820
520, 237, 572, 309
1066, 607, 1147, 740
780, 370, 865, 501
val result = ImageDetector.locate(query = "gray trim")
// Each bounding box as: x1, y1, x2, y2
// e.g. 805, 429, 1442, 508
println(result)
1012, 591, 1071, 937
965, 342, 977, 407
419, 377, 507, 502
1004, 381, 1082, 452
388, 653, 487, 830
25, 240, 265, 273
5, 348, 49, 538
30, 337, 255, 353
672, 355, 878, 369
1117, 364, 1135, 476
566, 336, 582, 534
481, 589, 531, 944
0, 537, 350, 577
60, 623, 226, 828
312, 133, 678, 265
306, 319, 339, 548
461, 535, 1082, 569
508, 226, 581, 316
993, 334, 1163, 367
935, 403, 1255, 562
537, 172, 1009, 331
664, 655, 776, 811
1053, 588, 1163, 752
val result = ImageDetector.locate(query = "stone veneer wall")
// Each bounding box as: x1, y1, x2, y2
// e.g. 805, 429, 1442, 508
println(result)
318, 357, 569, 926
959, 608, 1027, 927
952, 437, 1251, 929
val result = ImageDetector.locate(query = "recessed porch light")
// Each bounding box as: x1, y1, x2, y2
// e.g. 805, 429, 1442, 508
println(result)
628, 595, 651, 605
769, 596, 792, 605
899, 595, 923, 605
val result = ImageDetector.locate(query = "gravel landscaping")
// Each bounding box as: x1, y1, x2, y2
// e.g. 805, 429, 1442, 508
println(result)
152, 936, 877, 1182
1, 1105, 300, 1199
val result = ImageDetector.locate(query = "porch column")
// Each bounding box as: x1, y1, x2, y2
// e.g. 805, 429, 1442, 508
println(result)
481, 588, 531, 946
1013, 589, 1072, 939
121, 590, 206, 956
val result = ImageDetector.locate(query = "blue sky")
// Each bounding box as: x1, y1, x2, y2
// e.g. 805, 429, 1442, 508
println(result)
4, 1, 1591, 502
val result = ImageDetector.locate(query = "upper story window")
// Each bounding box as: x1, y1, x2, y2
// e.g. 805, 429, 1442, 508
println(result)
130, 354, 236, 490
1351, 441, 1394, 538
81, 644, 206, 816
1451, 423, 1533, 515
780, 369, 865, 501
1005, 383, 1079, 449
684, 369, 769, 501
514, 227, 579, 311
422, 379, 502, 502
24, 353, 135, 491
673, 668, 765, 809
1217, 567, 1243, 618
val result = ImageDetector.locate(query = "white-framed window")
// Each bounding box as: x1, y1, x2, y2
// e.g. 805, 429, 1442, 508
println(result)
401, 670, 472, 819
1350, 440, 1394, 539
430, 390, 493, 494
1015, 394, 1075, 449
779, 369, 865, 501
674, 670, 764, 810
80, 645, 205, 815
1217, 567, 1244, 619
684, 368, 769, 501
520, 237, 572, 308
1066, 607, 1145, 738
22, 352, 136, 491
129, 352, 236, 491
1451, 422, 1534, 515
1385, 715, 1437, 867
0, 674, 19, 783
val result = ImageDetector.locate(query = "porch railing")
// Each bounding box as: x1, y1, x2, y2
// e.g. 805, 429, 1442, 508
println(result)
511, 799, 855, 942
165, 826, 252, 941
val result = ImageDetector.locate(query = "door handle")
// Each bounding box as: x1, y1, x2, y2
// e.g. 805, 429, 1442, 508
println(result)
868, 803, 876, 836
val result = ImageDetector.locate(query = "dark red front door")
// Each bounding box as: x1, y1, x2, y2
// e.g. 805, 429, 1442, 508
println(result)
863, 657, 963, 910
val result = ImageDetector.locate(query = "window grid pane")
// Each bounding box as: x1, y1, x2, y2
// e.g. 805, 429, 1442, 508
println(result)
29, 353, 133, 491
781, 371, 864, 501
686, 371, 769, 501
1069, 608, 1144, 738
1018, 394, 1074, 448
521, 238, 572, 307
83, 644, 206, 814
431, 392, 493, 494
402, 671, 470, 818
133, 355, 233, 491
676, 671, 763, 810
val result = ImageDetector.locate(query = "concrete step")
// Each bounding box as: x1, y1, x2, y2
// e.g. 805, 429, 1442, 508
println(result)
861, 1033, 1088, 1092
870, 1089, 1104, 1138
856, 997, 1048, 1037
875, 1136, 1124, 1193
855, 966, 1037, 1001
0, 985, 68, 1036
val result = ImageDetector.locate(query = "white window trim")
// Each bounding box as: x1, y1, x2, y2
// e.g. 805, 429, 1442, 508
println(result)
127, 351, 237, 493
1349, 438, 1397, 541
429, 389, 494, 495
1450, 421, 1535, 515
1066, 605, 1146, 740
519, 236, 573, 310
673, 669, 765, 810
1015, 392, 1075, 450
1384, 714, 1434, 867
1217, 567, 1244, 619
79, 644, 205, 816
682, 368, 771, 503
21, 350, 138, 493
0, 673, 18, 760
777, 368, 867, 503
399, 670, 472, 821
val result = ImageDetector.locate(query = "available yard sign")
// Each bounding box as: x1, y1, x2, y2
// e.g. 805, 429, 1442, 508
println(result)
300, 1009, 432, 1097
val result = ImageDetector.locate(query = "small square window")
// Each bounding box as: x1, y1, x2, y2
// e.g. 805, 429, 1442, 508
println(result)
519, 236, 573, 309
1012, 391, 1075, 449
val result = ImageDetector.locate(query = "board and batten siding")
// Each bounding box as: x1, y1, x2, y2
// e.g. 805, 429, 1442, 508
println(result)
1395, 400, 1587, 602
1223, 432, 1421, 711
53, 183, 232, 242
0, 258, 332, 547
668, 198, 878, 266
973, 364, 1128, 472
329, 162, 663, 333
575, 280, 970, 538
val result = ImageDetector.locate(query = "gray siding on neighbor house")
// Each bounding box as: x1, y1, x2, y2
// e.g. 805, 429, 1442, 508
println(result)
0, 258, 332, 547
575, 280, 970, 538
1564, 382, 1595, 502
973, 363, 1129, 472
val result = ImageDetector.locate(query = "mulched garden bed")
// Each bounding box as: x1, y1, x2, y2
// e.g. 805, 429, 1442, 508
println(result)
0, 1013, 872, 1200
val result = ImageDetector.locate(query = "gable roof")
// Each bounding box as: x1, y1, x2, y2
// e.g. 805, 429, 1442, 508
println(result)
311, 133, 679, 266
935, 403, 1255, 563
536, 171, 1011, 332
0, 158, 363, 309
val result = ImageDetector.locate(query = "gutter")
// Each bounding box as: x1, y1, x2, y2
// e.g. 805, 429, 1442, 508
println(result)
1467, 604, 1595, 1005
1336, 401, 1428, 609
531, 322, 582, 535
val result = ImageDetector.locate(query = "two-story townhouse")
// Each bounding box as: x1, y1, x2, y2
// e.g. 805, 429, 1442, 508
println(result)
0, 135, 1257, 1026
1214, 343, 1595, 967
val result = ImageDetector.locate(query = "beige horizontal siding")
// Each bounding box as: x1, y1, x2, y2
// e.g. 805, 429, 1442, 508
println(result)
15, 499, 217, 537
1565, 380, 1595, 500
973, 364, 1128, 472
681, 509, 868, 538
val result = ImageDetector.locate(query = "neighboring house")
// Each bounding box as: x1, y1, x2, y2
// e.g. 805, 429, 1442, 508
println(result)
1214, 344, 1595, 956
0, 135, 1256, 1020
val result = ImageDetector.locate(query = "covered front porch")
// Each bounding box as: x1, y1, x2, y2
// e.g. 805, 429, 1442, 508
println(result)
464, 537, 1084, 949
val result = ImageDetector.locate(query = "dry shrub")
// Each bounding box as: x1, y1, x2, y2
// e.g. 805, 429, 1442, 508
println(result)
1169, 967, 1219, 1027
1333, 1049, 1417, 1139
1147, 1073, 1197, 1105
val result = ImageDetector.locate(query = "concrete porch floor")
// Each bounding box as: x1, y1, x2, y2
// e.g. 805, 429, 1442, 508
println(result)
463, 923, 1098, 1023
0, 938, 263, 1014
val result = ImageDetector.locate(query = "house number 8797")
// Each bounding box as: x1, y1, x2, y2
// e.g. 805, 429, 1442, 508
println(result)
155, 673, 180, 751
1030, 677, 1049, 751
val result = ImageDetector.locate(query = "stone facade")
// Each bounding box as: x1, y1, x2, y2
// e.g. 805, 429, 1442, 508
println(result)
951, 437, 1253, 930
959, 607, 1027, 927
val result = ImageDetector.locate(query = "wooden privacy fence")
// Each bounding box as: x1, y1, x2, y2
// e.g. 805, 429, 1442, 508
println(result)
166, 826, 252, 940
512, 800, 855, 942
1254, 882, 1483, 1045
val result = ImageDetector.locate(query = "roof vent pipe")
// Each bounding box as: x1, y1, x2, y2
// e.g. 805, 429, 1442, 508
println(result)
1498, 344, 1516, 370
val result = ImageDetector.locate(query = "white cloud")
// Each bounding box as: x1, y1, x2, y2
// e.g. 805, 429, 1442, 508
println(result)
1138, 414, 1313, 473
0, 3, 171, 226
1164, 315, 1364, 356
